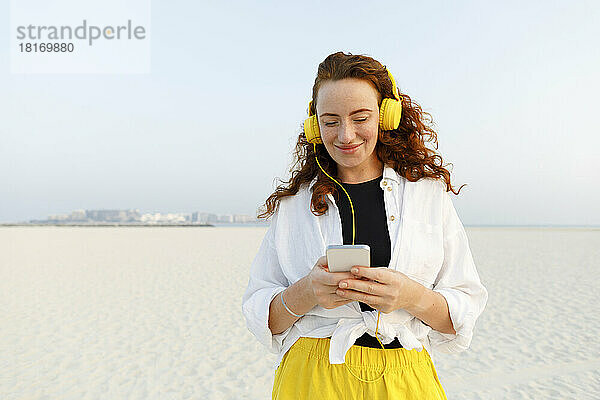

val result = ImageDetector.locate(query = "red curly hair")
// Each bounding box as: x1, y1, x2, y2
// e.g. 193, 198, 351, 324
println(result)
258, 51, 466, 219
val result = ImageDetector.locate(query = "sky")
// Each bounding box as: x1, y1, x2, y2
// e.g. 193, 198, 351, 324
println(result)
1, 0, 599, 226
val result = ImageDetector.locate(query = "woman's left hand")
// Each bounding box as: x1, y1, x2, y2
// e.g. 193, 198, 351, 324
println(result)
336, 266, 424, 313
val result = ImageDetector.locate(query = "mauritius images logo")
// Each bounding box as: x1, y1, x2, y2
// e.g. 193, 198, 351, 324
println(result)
16, 19, 147, 47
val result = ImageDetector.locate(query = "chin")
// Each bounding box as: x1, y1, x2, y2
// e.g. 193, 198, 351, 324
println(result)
334, 158, 365, 169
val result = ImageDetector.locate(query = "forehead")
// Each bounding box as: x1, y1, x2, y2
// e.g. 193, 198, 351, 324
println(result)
316, 78, 380, 111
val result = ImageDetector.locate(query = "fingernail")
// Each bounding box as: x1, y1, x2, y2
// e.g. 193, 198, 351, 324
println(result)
340, 282, 347, 288
351, 268, 358, 274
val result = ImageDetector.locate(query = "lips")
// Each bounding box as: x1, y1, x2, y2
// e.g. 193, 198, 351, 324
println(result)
335, 143, 362, 150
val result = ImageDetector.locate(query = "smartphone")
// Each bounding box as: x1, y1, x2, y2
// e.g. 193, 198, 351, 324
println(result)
326, 244, 370, 272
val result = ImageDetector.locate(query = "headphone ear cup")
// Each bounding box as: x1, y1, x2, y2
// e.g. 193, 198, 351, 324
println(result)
304, 115, 322, 144
379, 98, 403, 131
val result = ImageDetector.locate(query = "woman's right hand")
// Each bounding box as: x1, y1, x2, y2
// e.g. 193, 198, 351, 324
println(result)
306, 256, 355, 309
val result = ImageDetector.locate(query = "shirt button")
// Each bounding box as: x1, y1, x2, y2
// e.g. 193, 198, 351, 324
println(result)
390, 215, 395, 221
387, 186, 392, 192
382, 180, 387, 186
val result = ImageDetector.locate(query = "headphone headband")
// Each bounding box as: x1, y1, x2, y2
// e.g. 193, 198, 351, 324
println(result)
308, 68, 400, 115
385, 68, 400, 101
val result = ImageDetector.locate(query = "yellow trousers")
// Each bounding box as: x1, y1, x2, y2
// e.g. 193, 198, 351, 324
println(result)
273, 337, 448, 400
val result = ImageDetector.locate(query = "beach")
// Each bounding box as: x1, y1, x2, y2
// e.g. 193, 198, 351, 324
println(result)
1, 226, 599, 399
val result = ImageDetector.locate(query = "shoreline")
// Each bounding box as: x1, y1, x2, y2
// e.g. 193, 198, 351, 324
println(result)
0, 223, 272, 228
0, 223, 596, 229
0, 223, 221, 227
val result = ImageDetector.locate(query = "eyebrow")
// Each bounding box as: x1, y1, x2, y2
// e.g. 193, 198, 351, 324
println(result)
319, 108, 373, 118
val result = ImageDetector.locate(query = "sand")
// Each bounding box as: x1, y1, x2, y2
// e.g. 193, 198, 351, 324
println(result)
1, 226, 599, 399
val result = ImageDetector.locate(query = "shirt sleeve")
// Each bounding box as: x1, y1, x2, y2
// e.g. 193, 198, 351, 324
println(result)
427, 189, 489, 354
241, 207, 293, 354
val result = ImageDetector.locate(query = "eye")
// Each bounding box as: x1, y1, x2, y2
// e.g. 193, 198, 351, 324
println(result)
354, 117, 368, 122
324, 121, 338, 127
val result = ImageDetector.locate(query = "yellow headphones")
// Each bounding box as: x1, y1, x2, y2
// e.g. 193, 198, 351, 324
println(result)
303, 68, 403, 144
307, 68, 403, 383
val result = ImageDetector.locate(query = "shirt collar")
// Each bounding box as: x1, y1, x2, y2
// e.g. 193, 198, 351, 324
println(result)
310, 163, 401, 187
382, 163, 400, 184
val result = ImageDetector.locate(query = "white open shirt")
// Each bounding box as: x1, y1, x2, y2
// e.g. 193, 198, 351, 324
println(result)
242, 165, 488, 369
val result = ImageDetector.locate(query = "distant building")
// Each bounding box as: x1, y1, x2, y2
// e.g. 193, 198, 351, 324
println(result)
218, 214, 234, 223
48, 214, 69, 221
233, 214, 255, 223
35, 207, 262, 225
140, 212, 188, 224
197, 213, 218, 224
70, 209, 86, 221
86, 209, 140, 222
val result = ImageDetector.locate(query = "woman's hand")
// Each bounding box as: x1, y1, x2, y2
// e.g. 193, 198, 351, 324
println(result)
306, 256, 355, 309
335, 266, 425, 314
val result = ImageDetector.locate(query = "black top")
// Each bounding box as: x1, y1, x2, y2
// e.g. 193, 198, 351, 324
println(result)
332, 174, 403, 349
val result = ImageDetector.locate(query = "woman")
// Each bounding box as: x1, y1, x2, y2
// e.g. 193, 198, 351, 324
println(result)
242, 51, 488, 399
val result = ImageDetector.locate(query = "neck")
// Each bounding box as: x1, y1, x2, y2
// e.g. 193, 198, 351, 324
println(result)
337, 158, 384, 184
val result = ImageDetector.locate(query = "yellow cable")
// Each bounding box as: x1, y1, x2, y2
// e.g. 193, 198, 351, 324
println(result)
313, 143, 355, 244
314, 142, 387, 383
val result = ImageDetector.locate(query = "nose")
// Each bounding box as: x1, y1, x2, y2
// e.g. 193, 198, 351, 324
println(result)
338, 120, 356, 144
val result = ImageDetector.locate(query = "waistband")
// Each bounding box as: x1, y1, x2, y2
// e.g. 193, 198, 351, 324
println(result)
291, 337, 432, 370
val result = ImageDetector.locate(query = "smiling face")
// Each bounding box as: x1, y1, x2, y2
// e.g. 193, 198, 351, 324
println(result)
316, 78, 383, 183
